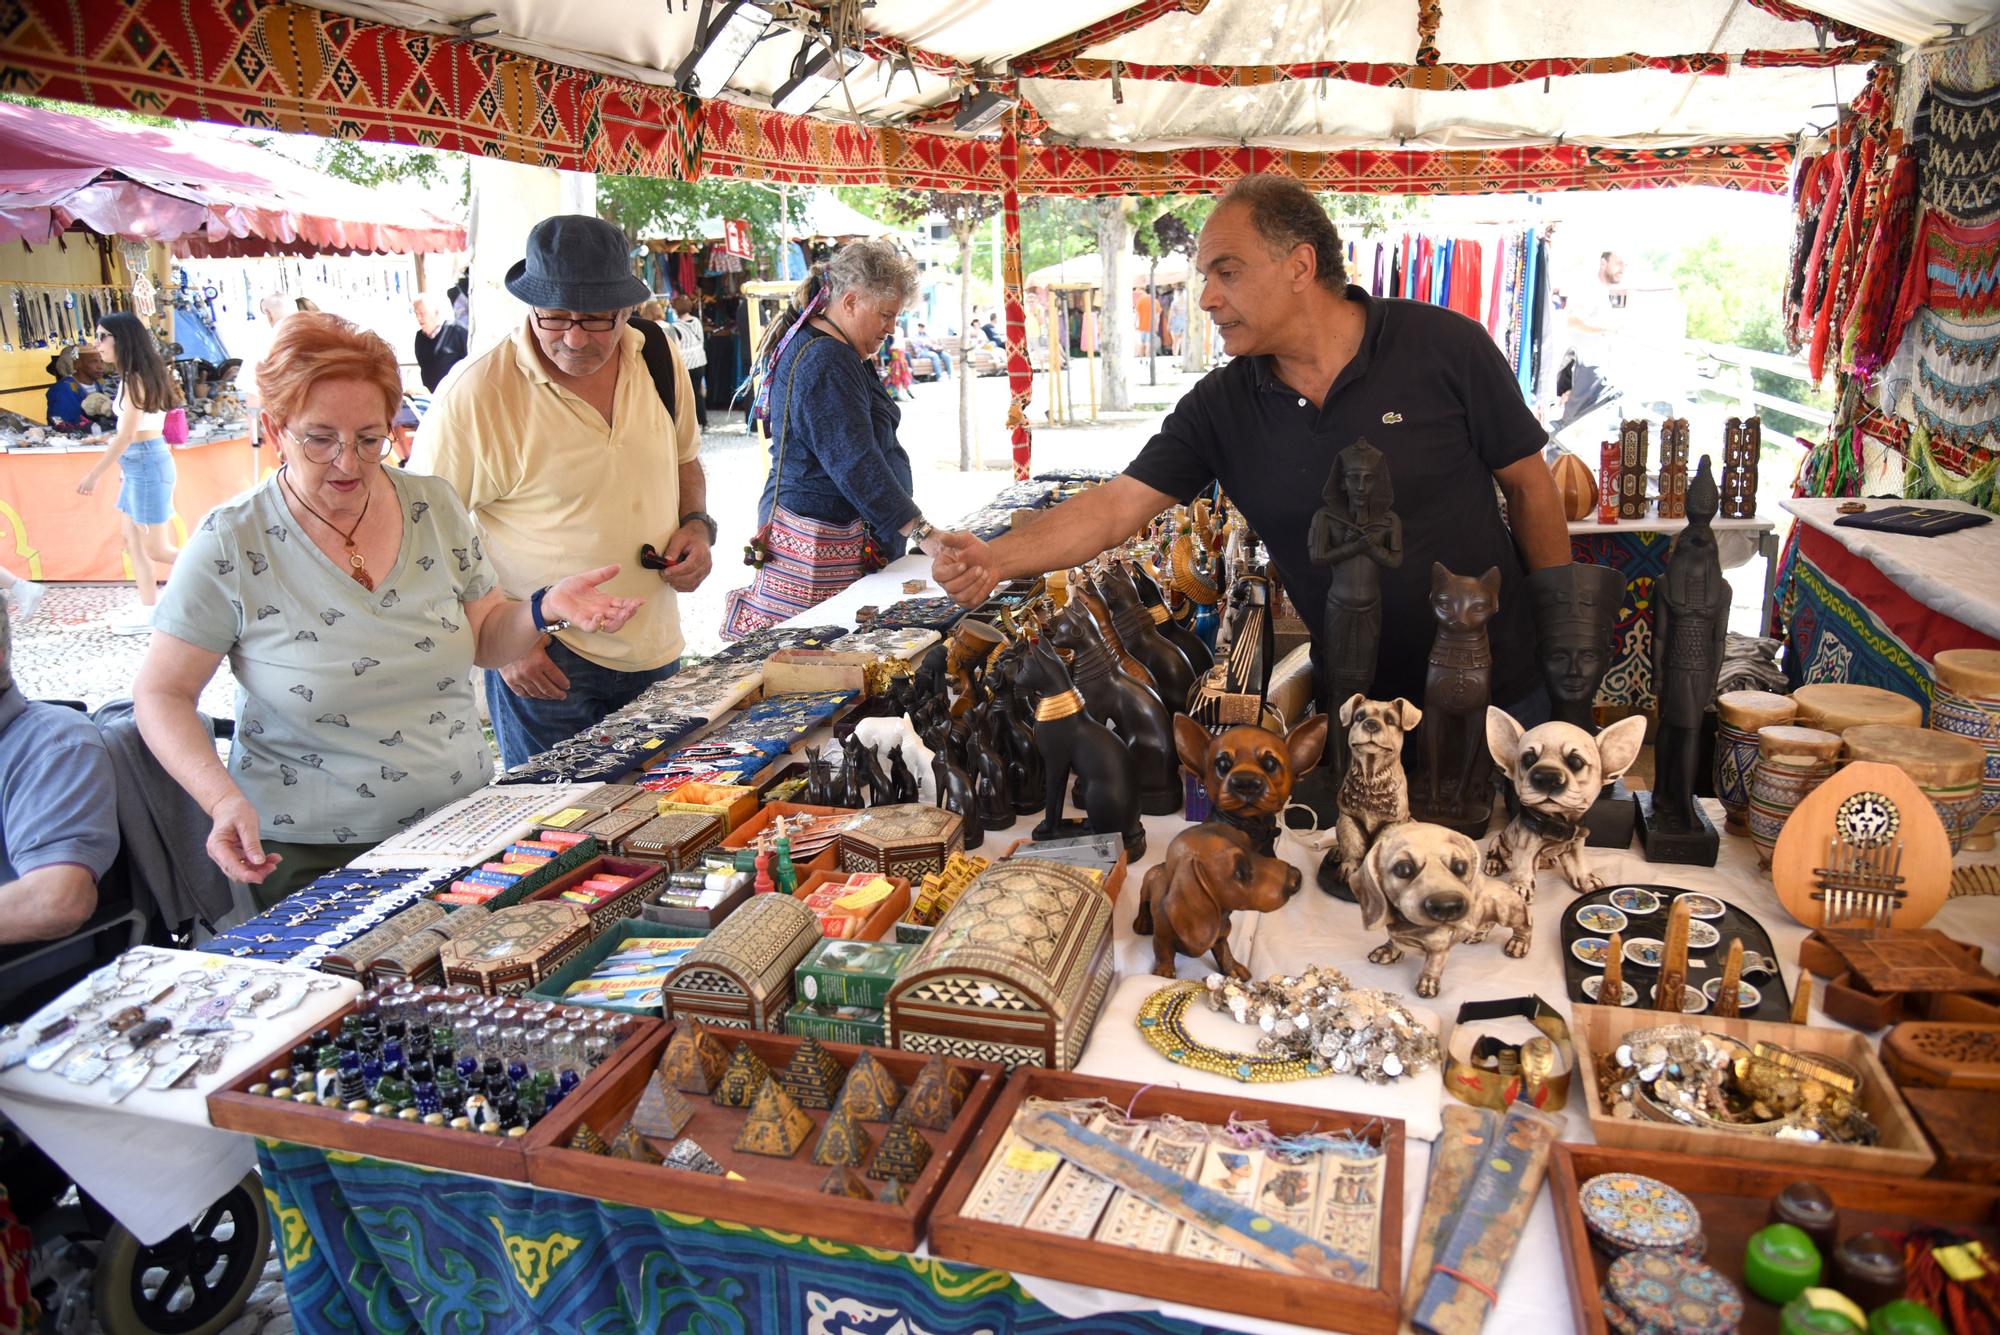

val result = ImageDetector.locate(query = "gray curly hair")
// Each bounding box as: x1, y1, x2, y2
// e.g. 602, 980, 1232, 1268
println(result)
825, 237, 919, 308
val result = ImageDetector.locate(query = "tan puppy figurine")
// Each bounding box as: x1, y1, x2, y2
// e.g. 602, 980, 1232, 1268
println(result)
1353, 822, 1532, 998
1333, 694, 1421, 890
1135, 823, 1302, 979
1483, 709, 1648, 901
1174, 713, 1328, 856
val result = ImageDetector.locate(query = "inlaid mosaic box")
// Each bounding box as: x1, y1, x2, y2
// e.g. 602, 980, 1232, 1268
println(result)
887, 860, 1115, 1071
439, 902, 594, 995
618, 812, 727, 869
835, 804, 966, 880
662, 893, 822, 1030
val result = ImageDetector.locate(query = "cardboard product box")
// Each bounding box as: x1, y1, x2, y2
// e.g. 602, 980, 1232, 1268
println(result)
795, 938, 916, 1010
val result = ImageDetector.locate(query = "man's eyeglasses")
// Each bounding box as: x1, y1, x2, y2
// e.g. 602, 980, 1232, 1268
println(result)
532, 312, 622, 333
281, 426, 391, 465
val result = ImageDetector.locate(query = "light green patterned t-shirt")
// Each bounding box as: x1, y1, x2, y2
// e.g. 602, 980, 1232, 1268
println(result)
153, 468, 495, 847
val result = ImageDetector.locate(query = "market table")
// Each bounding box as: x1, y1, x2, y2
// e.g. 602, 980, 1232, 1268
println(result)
0, 432, 263, 581
236, 550, 2000, 1335
1567, 514, 1779, 710
1776, 497, 2000, 715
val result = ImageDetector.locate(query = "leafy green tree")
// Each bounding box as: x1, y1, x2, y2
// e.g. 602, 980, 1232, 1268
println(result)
311, 138, 468, 207
884, 191, 1003, 469
595, 177, 807, 279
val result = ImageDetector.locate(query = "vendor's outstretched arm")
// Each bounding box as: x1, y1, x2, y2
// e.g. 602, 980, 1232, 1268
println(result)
933, 475, 1177, 607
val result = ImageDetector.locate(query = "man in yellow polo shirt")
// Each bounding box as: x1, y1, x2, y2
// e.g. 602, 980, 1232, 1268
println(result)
412, 214, 714, 768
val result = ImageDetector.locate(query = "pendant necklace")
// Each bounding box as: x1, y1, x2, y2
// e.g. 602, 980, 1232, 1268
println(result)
281, 467, 377, 591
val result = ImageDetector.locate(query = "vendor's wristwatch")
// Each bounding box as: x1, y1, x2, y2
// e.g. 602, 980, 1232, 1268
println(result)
908, 516, 936, 549
679, 511, 718, 546
529, 586, 571, 635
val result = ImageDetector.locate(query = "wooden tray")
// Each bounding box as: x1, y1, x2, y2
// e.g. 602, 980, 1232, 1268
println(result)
927, 1068, 1406, 1335
1798, 930, 2000, 1030
1560, 884, 1790, 1021
1572, 1004, 1936, 1175
1548, 1141, 2000, 1335
1903, 1088, 2000, 1183
207, 999, 666, 1181
1000, 836, 1129, 906
525, 854, 668, 934
525, 1027, 1001, 1252
793, 870, 913, 942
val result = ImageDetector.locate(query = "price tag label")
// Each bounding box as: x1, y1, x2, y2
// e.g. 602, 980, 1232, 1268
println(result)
541, 807, 590, 829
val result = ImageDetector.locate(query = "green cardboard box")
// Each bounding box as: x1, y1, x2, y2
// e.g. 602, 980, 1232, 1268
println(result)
783, 998, 887, 1046
794, 938, 914, 1010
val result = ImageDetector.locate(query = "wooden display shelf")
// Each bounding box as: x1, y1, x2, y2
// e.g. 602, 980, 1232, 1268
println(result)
1548, 1142, 2000, 1335
927, 1068, 1406, 1335
207, 1000, 666, 1181
526, 1027, 1001, 1252
1572, 1004, 1936, 1175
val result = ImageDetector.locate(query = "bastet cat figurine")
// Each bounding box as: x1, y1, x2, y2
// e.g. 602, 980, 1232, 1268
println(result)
1413, 563, 1500, 837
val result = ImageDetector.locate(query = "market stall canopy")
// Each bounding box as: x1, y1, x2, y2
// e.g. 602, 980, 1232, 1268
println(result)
662, 195, 907, 245
1027, 252, 1191, 289
0, 100, 466, 254
2, 0, 1990, 197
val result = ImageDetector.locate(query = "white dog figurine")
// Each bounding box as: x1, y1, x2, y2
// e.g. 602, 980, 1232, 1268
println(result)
1333, 694, 1421, 890
1483, 708, 1648, 901
1353, 822, 1533, 998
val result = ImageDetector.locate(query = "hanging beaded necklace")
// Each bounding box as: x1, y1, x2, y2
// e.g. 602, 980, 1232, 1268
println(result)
280, 467, 377, 591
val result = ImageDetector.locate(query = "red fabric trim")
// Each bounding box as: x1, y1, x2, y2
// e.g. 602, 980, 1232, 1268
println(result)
1740, 0, 1894, 47
1796, 525, 2000, 663
1017, 0, 1212, 66
1013, 47, 1883, 86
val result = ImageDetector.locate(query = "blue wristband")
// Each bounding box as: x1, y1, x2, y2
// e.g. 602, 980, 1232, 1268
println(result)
529, 587, 569, 634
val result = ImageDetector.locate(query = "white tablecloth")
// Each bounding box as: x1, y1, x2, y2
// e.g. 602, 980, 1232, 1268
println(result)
0, 948, 358, 1244
1784, 496, 2000, 640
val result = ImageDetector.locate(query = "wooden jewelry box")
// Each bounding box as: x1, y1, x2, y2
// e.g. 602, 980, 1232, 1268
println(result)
617, 812, 727, 869
887, 859, 1115, 1071
321, 901, 448, 978
662, 892, 822, 1030
439, 902, 594, 995
835, 804, 966, 880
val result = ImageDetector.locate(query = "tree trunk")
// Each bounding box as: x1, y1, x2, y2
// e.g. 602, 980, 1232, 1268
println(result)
1094, 197, 1133, 412
957, 222, 975, 471
1146, 258, 1159, 387
1181, 262, 1209, 374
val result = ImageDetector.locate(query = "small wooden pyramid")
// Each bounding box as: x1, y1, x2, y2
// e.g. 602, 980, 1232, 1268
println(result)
660, 1026, 728, 1094
662, 1137, 724, 1175
712, 1043, 773, 1109
568, 1121, 611, 1155
810, 1107, 873, 1167
833, 1051, 903, 1123
892, 1055, 967, 1130
868, 1121, 933, 1183
733, 1076, 815, 1158
777, 1037, 844, 1110
877, 1177, 910, 1206
820, 1164, 873, 1199
630, 1076, 695, 1140
609, 1124, 664, 1165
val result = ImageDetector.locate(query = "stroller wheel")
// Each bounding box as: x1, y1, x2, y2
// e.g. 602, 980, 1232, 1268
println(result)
90, 1174, 270, 1335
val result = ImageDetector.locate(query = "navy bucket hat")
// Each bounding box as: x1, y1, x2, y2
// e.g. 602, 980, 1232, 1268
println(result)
504, 214, 650, 313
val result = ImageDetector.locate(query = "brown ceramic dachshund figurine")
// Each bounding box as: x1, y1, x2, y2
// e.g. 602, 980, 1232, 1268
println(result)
1174, 712, 1329, 856
1135, 822, 1301, 979
1351, 822, 1532, 998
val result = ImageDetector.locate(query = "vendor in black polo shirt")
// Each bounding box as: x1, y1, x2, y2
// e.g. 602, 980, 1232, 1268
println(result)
933, 173, 1571, 720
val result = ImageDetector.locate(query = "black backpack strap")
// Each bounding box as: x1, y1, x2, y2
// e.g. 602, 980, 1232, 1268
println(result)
628, 315, 679, 423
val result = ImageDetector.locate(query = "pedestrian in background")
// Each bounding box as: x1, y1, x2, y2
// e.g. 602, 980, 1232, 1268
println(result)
75, 313, 181, 636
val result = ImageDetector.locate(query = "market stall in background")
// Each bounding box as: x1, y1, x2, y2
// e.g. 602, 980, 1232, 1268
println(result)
0, 100, 463, 581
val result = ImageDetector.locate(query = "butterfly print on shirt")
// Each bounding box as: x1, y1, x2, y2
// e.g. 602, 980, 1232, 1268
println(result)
356, 783, 376, 798
243, 719, 264, 736
332, 826, 358, 843
316, 713, 350, 727
414, 637, 435, 653
200, 514, 216, 533
280, 764, 298, 787
440, 616, 460, 633
289, 685, 314, 703
446, 720, 467, 739
451, 548, 469, 572
417, 556, 435, 572
380, 730, 404, 747
410, 501, 429, 524
435, 679, 455, 691
320, 608, 345, 627
380, 589, 400, 608
428, 711, 446, 725
299, 754, 324, 768
380, 766, 408, 781
265, 524, 289, 543
396, 809, 427, 829
352, 657, 381, 676
247, 551, 269, 576
213, 559, 234, 575
257, 605, 281, 620
470, 535, 482, 562
448, 771, 462, 786
294, 631, 318, 642
272, 813, 294, 826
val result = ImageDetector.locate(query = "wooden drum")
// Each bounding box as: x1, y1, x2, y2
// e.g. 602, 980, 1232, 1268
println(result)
1715, 690, 1797, 835
1746, 726, 1844, 871
1792, 682, 1923, 734
1842, 723, 1988, 855
1931, 649, 2000, 852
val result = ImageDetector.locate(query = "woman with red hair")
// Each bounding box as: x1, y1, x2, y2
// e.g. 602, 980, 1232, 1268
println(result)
133, 313, 643, 907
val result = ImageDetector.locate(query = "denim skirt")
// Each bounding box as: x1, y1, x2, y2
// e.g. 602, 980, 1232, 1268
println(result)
115, 437, 175, 524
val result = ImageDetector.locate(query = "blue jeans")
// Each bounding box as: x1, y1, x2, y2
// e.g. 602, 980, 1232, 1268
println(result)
483, 639, 681, 769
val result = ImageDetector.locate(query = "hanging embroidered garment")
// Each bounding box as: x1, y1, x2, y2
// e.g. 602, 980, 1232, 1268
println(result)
1843, 149, 1917, 375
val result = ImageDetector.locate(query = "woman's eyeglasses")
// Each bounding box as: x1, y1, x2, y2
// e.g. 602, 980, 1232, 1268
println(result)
281, 426, 390, 465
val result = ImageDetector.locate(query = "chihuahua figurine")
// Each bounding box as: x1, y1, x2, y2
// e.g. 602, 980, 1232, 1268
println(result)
1484, 708, 1647, 900
1136, 822, 1301, 979
1352, 821, 1533, 998
1174, 713, 1329, 857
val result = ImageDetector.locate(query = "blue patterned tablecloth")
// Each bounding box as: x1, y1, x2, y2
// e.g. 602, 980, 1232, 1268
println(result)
256, 1140, 1230, 1335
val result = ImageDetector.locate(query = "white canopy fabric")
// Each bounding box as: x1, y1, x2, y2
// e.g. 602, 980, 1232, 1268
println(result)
1027, 251, 1191, 288
312, 0, 1993, 158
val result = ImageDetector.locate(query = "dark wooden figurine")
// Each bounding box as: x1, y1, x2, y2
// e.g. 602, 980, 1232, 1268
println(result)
1637, 455, 1727, 865
1528, 561, 1636, 847
1413, 563, 1500, 836
1096, 562, 1196, 712
1130, 560, 1214, 675
803, 744, 835, 806
1306, 437, 1402, 778
1015, 636, 1145, 857
1047, 599, 1180, 816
